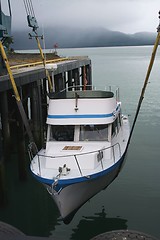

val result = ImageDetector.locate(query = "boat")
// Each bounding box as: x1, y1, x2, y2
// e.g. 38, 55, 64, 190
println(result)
28, 85, 130, 223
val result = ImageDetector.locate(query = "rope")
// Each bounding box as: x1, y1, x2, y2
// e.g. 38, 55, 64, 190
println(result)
127, 30, 160, 147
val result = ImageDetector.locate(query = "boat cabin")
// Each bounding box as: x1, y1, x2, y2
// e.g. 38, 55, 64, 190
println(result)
46, 90, 122, 148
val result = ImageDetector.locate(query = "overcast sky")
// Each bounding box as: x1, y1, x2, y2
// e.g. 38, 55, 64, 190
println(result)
1, 0, 160, 33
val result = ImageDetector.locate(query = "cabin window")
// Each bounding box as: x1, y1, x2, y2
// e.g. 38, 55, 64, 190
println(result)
50, 125, 74, 141
118, 112, 122, 126
112, 113, 121, 137
111, 121, 116, 137
116, 113, 122, 133
115, 117, 120, 133
79, 124, 108, 141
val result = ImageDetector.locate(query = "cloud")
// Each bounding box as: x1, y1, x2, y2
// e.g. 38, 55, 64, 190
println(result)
10, 0, 160, 33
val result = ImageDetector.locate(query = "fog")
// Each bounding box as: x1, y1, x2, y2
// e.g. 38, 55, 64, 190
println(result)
3, 0, 160, 33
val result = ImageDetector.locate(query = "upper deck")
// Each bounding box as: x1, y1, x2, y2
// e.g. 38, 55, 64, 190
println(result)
49, 90, 114, 99
47, 89, 119, 125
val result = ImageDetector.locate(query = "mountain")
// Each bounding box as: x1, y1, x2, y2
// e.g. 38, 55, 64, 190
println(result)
11, 26, 157, 50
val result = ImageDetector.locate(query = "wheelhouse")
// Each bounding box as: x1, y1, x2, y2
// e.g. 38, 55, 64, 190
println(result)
47, 111, 122, 144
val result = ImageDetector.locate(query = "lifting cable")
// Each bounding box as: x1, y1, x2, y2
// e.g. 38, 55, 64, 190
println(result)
23, 0, 35, 18
127, 12, 160, 148
23, 0, 53, 92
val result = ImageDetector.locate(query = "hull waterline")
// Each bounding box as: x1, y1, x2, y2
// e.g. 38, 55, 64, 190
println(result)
43, 154, 125, 223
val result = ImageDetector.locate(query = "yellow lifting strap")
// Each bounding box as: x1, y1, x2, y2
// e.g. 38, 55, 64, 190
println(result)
127, 31, 160, 146
0, 41, 20, 102
35, 37, 53, 92
0, 41, 35, 143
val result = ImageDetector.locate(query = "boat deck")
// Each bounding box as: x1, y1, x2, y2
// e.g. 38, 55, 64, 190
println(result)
31, 141, 121, 181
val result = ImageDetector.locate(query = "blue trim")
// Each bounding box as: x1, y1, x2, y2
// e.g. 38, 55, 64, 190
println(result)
48, 113, 113, 119
31, 153, 125, 192
47, 104, 121, 120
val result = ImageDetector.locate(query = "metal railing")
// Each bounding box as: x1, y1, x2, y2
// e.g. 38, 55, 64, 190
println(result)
28, 142, 121, 178
28, 142, 38, 160
49, 85, 120, 100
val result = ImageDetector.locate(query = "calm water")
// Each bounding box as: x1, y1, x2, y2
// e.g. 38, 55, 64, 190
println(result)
1, 46, 160, 239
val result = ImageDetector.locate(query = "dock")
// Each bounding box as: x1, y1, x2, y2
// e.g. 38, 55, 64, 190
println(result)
0, 54, 92, 204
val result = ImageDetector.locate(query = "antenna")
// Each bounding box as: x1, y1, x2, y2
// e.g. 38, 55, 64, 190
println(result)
23, 0, 53, 91
157, 10, 160, 32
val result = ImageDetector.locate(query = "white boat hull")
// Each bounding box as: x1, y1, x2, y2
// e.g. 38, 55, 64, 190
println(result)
28, 88, 130, 223
44, 155, 125, 223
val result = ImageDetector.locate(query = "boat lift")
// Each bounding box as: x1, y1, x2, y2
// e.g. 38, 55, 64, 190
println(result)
127, 11, 160, 147
23, 0, 53, 92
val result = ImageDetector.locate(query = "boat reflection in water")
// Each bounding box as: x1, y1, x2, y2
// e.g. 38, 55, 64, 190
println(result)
71, 207, 128, 240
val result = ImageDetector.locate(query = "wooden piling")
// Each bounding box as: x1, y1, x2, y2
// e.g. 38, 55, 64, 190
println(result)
0, 91, 11, 161
73, 68, 80, 89
68, 70, 73, 89
54, 73, 64, 91
16, 109, 27, 181
15, 87, 27, 181
86, 64, 92, 89
30, 81, 43, 149
0, 129, 7, 206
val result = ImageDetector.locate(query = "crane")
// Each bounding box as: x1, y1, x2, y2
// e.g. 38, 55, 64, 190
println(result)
0, 0, 12, 39
23, 0, 53, 92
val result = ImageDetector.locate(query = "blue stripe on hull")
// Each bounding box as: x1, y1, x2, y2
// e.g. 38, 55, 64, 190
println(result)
47, 113, 113, 119
31, 153, 125, 191
47, 104, 121, 120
